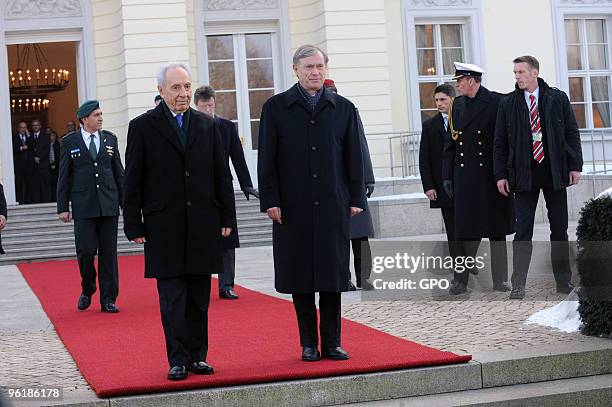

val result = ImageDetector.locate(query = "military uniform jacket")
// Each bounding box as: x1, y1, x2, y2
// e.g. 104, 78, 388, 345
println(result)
258, 84, 366, 294
56, 130, 124, 219
442, 86, 514, 239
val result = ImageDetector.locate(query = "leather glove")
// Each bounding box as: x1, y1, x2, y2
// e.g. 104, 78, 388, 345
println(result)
243, 186, 260, 200
442, 180, 453, 199
365, 183, 375, 198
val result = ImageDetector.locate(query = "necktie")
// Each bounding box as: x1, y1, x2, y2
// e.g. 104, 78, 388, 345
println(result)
530, 94, 544, 163
176, 113, 183, 129
89, 134, 97, 160
443, 115, 448, 132
21, 135, 25, 144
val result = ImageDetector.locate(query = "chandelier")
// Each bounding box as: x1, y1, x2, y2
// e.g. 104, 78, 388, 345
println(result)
8, 44, 70, 111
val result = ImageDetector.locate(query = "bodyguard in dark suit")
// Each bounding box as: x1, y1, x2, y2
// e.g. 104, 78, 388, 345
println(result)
258, 45, 366, 362
49, 131, 60, 202
12, 121, 36, 204
419, 84, 457, 260
31, 119, 53, 203
494, 56, 583, 300
194, 85, 259, 300
0, 183, 7, 254
57, 100, 124, 313
124, 63, 235, 381
442, 62, 514, 295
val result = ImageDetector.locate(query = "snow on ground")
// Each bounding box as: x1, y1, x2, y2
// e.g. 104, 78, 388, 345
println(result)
526, 291, 581, 333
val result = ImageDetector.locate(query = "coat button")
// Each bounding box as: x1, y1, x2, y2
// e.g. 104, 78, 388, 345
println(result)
459, 131, 463, 135
187, 201, 192, 207
479, 152, 483, 156
94, 163, 98, 166
185, 171, 190, 177
478, 130, 481, 134
479, 163, 484, 167
312, 173, 318, 179
460, 153, 464, 157
96, 184, 100, 188
311, 146, 317, 151
460, 163, 465, 168
310, 120, 315, 124
459, 141, 463, 145
314, 201, 319, 206
95, 173, 99, 177
479, 141, 483, 145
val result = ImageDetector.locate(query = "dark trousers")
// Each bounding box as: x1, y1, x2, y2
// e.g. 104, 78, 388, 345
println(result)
454, 237, 508, 286
156, 275, 211, 367
512, 186, 571, 288
292, 292, 341, 348
15, 173, 28, 204
441, 207, 458, 258
49, 166, 58, 202
74, 216, 119, 304
351, 237, 371, 285
218, 248, 235, 293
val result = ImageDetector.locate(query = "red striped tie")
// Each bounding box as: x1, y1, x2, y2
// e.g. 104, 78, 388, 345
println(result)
530, 94, 544, 163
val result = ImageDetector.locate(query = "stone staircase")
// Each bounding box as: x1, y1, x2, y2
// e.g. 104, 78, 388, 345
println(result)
0, 193, 272, 265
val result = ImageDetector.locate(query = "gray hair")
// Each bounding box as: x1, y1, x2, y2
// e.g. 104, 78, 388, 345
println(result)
292, 45, 328, 65
157, 62, 191, 87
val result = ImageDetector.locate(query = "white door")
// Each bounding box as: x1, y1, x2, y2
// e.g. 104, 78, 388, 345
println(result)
205, 32, 282, 188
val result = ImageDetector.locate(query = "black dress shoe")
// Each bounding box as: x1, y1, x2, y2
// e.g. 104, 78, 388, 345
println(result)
322, 346, 349, 360
301, 346, 321, 361
101, 303, 119, 313
556, 283, 574, 294
220, 289, 239, 299
167, 366, 187, 380
449, 281, 467, 295
348, 281, 357, 291
469, 268, 479, 275
361, 280, 375, 291
509, 287, 526, 300
189, 361, 214, 375
493, 282, 512, 292
77, 294, 91, 311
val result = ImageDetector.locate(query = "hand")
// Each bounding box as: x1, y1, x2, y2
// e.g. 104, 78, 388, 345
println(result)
0, 215, 6, 230
569, 171, 581, 186
366, 183, 375, 198
21, 145, 28, 151
442, 180, 453, 199
133, 237, 146, 244
243, 187, 260, 200
425, 189, 437, 201
266, 207, 282, 224
497, 179, 510, 197
221, 227, 232, 237
58, 212, 72, 223
34, 157, 40, 164
350, 207, 363, 217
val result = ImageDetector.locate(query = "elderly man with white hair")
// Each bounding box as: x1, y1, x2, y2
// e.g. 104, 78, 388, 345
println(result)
123, 62, 236, 380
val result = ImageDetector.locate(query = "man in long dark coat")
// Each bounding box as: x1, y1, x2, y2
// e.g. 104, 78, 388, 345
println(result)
123, 63, 235, 381
258, 45, 366, 362
12, 121, 35, 204
442, 62, 514, 295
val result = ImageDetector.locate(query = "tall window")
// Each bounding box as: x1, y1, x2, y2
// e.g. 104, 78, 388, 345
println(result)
415, 23, 465, 122
565, 18, 612, 129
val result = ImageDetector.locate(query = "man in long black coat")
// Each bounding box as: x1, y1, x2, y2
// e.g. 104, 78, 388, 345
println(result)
258, 45, 366, 362
194, 85, 259, 300
494, 56, 583, 299
442, 62, 514, 295
31, 119, 52, 203
12, 121, 35, 204
420, 84, 457, 260
123, 63, 235, 381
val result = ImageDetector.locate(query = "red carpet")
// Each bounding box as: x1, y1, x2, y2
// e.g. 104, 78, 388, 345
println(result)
18, 255, 471, 397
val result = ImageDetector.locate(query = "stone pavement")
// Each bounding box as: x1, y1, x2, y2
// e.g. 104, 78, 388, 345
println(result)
0, 221, 604, 406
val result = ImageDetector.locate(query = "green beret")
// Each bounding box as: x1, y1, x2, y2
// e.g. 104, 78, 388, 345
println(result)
76, 100, 100, 119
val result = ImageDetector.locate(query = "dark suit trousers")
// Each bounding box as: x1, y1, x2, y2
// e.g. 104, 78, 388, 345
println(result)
454, 237, 508, 286
218, 248, 235, 292
441, 207, 458, 258
512, 187, 571, 289
156, 275, 211, 366
351, 237, 371, 285
292, 292, 341, 348
74, 216, 119, 304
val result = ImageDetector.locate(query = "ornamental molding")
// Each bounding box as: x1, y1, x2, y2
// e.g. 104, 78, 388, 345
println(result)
204, 0, 279, 11
5, 0, 82, 19
408, 0, 472, 7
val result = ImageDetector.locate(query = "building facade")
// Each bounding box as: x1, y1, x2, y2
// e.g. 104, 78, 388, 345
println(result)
1, 0, 611, 204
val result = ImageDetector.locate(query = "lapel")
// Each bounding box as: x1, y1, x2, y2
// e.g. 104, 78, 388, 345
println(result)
185, 108, 199, 151
456, 86, 491, 129
76, 130, 94, 163
97, 132, 109, 161
313, 87, 336, 118
434, 112, 447, 138
151, 103, 184, 154
285, 83, 319, 116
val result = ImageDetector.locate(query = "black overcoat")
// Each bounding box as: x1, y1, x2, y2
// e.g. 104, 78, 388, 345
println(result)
0, 183, 6, 254
258, 84, 366, 294
349, 109, 375, 239
56, 130, 124, 219
419, 112, 454, 209
123, 103, 236, 279
494, 78, 583, 192
215, 116, 254, 249
442, 86, 514, 239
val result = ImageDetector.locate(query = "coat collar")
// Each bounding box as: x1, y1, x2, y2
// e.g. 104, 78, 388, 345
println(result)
454, 85, 491, 129
151, 102, 187, 154
285, 83, 337, 114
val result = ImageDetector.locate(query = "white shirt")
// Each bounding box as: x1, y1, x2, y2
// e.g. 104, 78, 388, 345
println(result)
81, 130, 100, 154
524, 87, 540, 110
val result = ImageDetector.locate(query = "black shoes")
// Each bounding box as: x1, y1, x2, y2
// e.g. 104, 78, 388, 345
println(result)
77, 294, 91, 311
167, 366, 187, 380
189, 361, 214, 375
322, 346, 350, 360
449, 281, 467, 295
509, 287, 526, 300
302, 346, 321, 361
361, 280, 375, 291
493, 282, 512, 292
348, 281, 357, 291
557, 283, 574, 294
101, 303, 119, 313
220, 289, 239, 299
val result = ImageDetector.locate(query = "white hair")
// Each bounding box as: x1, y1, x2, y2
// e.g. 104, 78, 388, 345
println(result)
293, 45, 328, 65
157, 62, 192, 87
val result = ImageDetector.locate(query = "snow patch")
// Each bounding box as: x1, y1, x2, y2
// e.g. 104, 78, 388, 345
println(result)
525, 291, 581, 333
